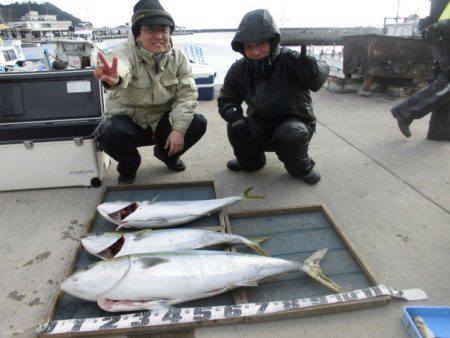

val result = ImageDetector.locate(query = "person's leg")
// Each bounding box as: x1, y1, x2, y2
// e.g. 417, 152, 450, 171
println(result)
97, 115, 150, 183
427, 100, 450, 141
270, 119, 319, 184
226, 116, 271, 171
392, 72, 450, 137
154, 113, 207, 170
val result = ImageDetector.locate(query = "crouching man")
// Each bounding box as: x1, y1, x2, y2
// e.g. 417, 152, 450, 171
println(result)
218, 9, 329, 184
95, 0, 207, 184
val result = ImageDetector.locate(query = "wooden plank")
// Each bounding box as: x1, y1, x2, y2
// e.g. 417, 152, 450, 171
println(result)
224, 214, 248, 305
212, 180, 227, 232
38, 296, 389, 337
129, 330, 195, 338
320, 205, 383, 287
227, 205, 323, 219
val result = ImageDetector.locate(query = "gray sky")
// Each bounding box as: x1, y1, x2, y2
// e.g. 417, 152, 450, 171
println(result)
3, 0, 430, 28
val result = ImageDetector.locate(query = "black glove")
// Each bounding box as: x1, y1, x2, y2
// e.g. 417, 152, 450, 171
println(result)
228, 118, 250, 139
222, 105, 244, 123
298, 56, 319, 82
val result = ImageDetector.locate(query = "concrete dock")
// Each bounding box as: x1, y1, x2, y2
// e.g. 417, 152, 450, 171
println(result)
1, 87, 449, 337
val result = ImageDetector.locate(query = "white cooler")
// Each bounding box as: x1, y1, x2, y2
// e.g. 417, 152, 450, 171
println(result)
0, 70, 110, 191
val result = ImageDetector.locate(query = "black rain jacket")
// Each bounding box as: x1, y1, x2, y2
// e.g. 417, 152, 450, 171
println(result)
218, 9, 330, 130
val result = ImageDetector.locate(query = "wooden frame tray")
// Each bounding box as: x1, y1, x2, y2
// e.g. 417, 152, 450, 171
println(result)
39, 198, 390, 337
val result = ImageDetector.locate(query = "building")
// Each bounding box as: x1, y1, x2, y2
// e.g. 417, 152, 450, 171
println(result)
74, 22, 93, 41
92, 24, 130, 40
7, 11, 72, 38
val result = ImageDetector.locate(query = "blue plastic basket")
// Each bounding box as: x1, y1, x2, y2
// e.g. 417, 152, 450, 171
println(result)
402, 306, 450, 338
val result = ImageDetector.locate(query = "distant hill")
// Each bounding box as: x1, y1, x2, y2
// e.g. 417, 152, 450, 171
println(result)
0, 2, 81, 25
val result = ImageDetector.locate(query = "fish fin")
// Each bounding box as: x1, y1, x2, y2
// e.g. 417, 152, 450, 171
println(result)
133, 229, 152, 241
301, 248, 343, 293
241, 238, 269, 256
135, 256, 169, 269
243, 187, 265, 199
98, 299, 172, 312
247, 236, 270, 256
235, 279, 258, 287
248, 243, 269, 256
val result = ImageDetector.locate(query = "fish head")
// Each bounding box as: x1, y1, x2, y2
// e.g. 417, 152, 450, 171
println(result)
97, 202, 139, 225
81, 232, 124, 259
60, 257, 130, 301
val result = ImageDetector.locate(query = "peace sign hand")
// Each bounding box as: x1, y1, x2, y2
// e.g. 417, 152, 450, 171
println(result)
94, 52, 119, 86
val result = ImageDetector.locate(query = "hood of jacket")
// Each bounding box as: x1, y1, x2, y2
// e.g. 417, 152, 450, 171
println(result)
231, 9, 280, 55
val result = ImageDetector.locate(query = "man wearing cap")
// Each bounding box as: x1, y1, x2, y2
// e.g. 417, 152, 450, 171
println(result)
94, 0, 207, 184
218, 9, 329, 184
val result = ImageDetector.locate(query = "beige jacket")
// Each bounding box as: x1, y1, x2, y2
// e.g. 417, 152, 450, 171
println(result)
103, 40, 198, 134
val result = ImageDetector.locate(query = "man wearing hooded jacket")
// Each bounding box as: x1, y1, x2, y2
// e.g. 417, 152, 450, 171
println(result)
95, 0, 207, 184
391, 0, 450, 140
218, 9, 329, 185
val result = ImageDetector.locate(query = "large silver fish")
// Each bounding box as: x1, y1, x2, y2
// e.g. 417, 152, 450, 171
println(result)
81, 228, 268, 259
61, 249, 343, 312
97, 188, 263, 230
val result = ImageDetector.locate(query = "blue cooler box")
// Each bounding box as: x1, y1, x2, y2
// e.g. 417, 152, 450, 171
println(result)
402, 306, 450, 338
192, 64, 216, 100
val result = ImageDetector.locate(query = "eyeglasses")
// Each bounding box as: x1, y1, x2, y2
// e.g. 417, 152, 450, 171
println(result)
141, 26, 171, 35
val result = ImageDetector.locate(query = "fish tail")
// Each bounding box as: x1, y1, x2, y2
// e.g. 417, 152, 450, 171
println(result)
242, 237, 270, 256
243, 187, 265, 199
251, 236, 269, 245
301, 248, 343, 293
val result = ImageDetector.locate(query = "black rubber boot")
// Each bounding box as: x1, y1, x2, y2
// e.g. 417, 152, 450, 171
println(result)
391, 107, 412, 138
396, 117, 412, 138
301, 169, 321, 185
226, 159, 244, 171
118, 174, 136, 185
165, 158, 186, 171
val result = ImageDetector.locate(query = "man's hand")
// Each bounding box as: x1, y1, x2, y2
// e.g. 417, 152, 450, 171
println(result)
165, 130, 185, 157
94, 52, 119, 86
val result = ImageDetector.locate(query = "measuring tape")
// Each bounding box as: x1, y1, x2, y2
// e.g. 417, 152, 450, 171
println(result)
38, 285, 426, 336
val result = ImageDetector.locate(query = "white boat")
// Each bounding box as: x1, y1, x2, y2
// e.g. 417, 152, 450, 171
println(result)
22, 39, 99, 71
0, 39, 26, 71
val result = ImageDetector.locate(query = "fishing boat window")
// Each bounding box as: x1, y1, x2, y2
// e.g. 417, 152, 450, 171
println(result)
8, 51, 17, 60
2, 50, 16, 62
3, 51, 11, 61
64, 44, 85, 54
